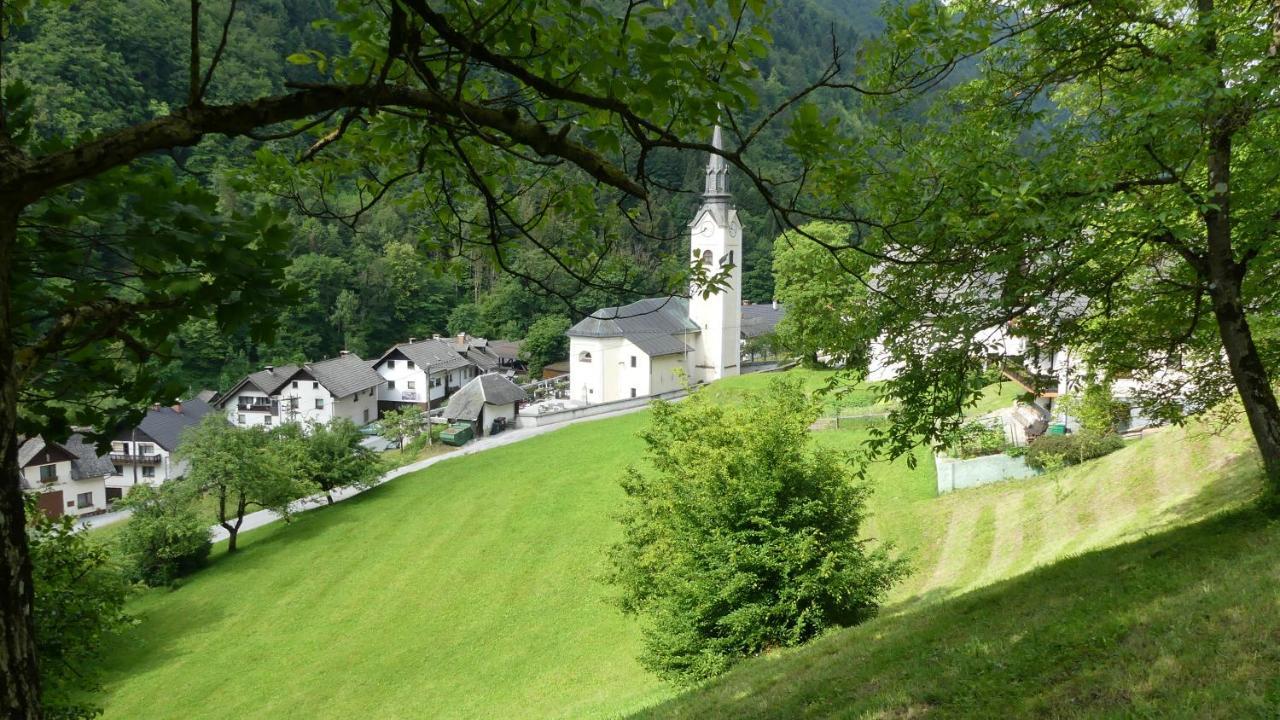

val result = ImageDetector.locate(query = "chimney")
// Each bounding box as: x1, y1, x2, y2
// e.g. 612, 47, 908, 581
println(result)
457, 333, 467, 345
265, 365, 274, 372
771, 299, 778, 310
408, 337, 416, 344
339, 350, 350, 357
432, 334, 441, 340
171, 403, 182, 414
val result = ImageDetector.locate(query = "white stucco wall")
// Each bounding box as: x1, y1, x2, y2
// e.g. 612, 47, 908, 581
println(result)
23, 461, 108, 516
687, 207, 742, 384
107, 440, 184, 489
224, 389, 276, 428
649, 353, 687, 395
570, 336, 627, 404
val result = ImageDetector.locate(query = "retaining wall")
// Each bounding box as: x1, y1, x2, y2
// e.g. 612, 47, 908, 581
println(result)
935, 452, 1038, 494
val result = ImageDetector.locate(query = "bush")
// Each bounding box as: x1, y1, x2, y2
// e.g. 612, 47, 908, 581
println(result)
609, 377, 907, 683
1024, 432, 1124, 471
116, 484, 211, 586
944, 421, 1009, 459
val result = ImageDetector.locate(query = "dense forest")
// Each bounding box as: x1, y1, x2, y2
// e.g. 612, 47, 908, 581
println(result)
10, 0, 882, 394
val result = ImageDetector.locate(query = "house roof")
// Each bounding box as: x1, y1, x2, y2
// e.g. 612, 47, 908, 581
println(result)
741, 303, 785, 339
307, 353, 385, 398
246, 364, 301, 396
443, 374, 528, 421
130, 399, 215, 451
487, 340, 523, 360
376, 338, 472, 373
18, 437, 72, 469
62, 433, 116, 479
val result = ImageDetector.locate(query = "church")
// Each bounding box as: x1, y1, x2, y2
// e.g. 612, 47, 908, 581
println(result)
566, 126, 743, 405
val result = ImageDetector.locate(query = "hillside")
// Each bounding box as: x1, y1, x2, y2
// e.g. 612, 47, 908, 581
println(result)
95, 372, 1270, 718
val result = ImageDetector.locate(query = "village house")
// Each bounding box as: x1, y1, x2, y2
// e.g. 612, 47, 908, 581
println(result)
371, 337, 478, 416
442, 373, 528, 437
106, 398, 214, 500
216, 351, 383, 429
19, 434, 114, 518
567, 125, 746, 405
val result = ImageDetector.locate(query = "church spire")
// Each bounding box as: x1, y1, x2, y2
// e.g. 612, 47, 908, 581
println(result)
703, 123, 730, 202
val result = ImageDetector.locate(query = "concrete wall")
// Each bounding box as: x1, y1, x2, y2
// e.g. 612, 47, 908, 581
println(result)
935, 453, 1039, 494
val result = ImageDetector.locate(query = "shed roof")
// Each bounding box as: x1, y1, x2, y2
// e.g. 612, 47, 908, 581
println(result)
443, 374, 528, 421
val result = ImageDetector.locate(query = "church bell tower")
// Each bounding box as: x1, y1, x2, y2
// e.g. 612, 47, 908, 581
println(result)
687, 124, 742, 383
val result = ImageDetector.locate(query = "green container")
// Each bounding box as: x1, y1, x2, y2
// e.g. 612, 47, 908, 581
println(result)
1047, 423, 1067, 436
440, 422, 474, 446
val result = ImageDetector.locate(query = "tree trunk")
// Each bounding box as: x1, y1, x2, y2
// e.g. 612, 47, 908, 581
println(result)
1201, 104, 1280, 509
0, 205, 44, 718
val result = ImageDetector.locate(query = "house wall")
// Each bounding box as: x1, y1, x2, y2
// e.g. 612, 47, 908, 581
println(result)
107, 439, 184, 489
224, 389, 276, 428
333, 388, 379, 427
276, 378, 336, 426
617, 340, 653, 399
22, 461, 108, 517
377, 359, 476, 408
569, 336, 626, 404
649, 353, 686, 395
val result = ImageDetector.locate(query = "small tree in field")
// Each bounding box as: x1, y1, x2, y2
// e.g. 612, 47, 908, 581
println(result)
300, 419, 380, 505
380, 406, 425, 454
116, 483, 211, 586
609, 376, 907, 683
177, 416, 312, 552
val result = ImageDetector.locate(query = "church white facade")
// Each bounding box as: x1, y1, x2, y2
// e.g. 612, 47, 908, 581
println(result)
566, 126, 742, 405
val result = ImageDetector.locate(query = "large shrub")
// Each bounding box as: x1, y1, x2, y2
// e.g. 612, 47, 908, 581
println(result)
1024, 432, 1125, 471
117, 483, 211, 586
27, 496, 130, 719
944, 421, 1009, 459
609, 376, 907, 683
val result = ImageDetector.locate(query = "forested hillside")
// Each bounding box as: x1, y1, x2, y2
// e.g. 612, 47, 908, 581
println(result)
10, 0, 882, 394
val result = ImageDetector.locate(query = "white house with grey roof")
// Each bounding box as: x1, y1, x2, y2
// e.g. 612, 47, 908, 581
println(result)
371, 337, 479, 415
216, 351, 383, 429
566, 125, 743, 404
442, 373, 528, 436
106, 398, 214, 499
19, 434, 113, 518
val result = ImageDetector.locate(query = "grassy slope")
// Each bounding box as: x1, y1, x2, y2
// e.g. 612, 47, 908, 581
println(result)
99, 411, 666, 720
98, 370, 1271, 718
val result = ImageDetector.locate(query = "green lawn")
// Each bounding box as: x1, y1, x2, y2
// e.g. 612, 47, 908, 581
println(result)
96, 370, 1272, 719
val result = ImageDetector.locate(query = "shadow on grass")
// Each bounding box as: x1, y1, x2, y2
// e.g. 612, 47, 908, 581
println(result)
632, 505, 1280, 719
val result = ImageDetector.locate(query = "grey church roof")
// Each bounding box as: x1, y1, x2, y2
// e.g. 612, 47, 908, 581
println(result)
307, 353, 385, 398
629, 334, 693, 357
567, 297, 699, 338
376, 338, 472, 372
443, 374, 528, 421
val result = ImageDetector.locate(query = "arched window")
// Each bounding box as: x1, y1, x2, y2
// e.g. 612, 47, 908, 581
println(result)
578, 351, 593, 363
701, 249, 713, 266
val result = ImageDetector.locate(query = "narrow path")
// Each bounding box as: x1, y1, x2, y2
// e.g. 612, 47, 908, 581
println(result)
208, 401, 657, 543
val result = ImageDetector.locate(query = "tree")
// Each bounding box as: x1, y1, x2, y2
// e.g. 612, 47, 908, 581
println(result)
115, 482, 212, 586
298, 419, 380, 505
608, 377, 906, 683
379, 406, 425, 454
176, 416, 311, 553
771, 222, 877, 369
518, 315, 571, 377
781, 0, 1280, 511
26, 497, 130, 720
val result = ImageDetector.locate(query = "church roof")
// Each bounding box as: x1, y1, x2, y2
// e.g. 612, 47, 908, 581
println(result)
566, 297, 699, 344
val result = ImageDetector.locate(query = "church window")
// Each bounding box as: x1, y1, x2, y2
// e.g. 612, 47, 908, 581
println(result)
701, 249, 713, 266
579, 351, 593, 363
630, 356, 637, 368
630, 388, 637, 398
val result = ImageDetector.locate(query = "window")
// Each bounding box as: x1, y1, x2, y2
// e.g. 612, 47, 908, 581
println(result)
363, 408, 370, 423
264, 415, 273, 426
112, 465, 123, 476
387, 380, 396, 390
76, 492, 93, 509
237, 413, 246, 425
292, 381, 298, 388
407, 361, 415, 369
39, 465, 57, 483
387, 360, 395, 369
407, 381, 416, 390
112, 441, 127, 453
315, 398, 325, 410
313, 381, 319, 389
432, 377, 442, 388
579, 351, 593, 363
701, 249, 713, 266
137, 443, 154, 455
630, 356, 637, 368
630, 388, 637, 398
141, 466, 156, 478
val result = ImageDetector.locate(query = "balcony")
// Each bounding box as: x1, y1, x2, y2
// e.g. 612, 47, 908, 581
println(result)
237, 400, 279, 414
108, 452, 162, 465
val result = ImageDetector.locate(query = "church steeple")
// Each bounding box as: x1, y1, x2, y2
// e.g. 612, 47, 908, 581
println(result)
703, 124, 731, 202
